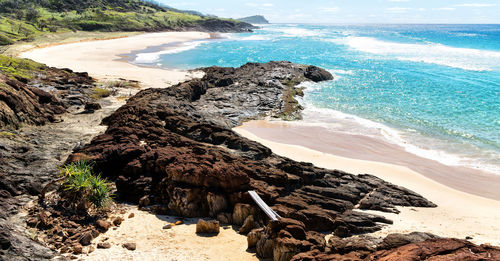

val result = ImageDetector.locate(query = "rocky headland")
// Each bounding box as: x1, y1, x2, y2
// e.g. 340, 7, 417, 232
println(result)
62, 61, 499, 259
2, 59, 500, 260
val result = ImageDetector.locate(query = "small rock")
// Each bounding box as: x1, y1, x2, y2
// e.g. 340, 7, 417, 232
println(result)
95, 219, 112, 232
88, 246, 95, 254
217, 213, 232, 224
122, 242, 136, 251
196, 219, 220, 234
97, 242, 111, 249
162, 224, 172, 229
79, 231, 93, 246
84, 102, 101, 113
26, 217, 38, 227
175, 220, 183, 225
247, 228, 264, 248
112, 217, 124, 226
138, 196, 150, 207
60, 246, 70, 254
128, 213, 135, 218
239, 215, 258, 235
466, 236, 473, 240
72, 243, 83, 254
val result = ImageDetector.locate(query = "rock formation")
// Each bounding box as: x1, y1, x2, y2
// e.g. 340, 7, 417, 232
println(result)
0, 60, 101, 260
66, 61, 445, 259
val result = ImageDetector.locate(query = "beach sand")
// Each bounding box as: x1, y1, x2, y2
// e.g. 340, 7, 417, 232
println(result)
83, 205, 258, 261
20, 32, 211, 88
234, 120, 500, 246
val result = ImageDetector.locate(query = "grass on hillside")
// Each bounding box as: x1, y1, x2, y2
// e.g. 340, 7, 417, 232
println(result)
0, 0, 246, 47
0, 54, 47, 80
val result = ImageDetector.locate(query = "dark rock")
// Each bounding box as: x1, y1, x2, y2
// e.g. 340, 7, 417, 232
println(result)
366, 238, 500, 260
247, 228, 264, 249
79, 232, 93, 246
162, 224, 172, 229
233, 204, 259, 226
216, 212, 232, 224
95, 220, 112, 232
256, 236, 274, 258
128, 213, 135, 218
97, 242, 111, 249
196, 219, 220, 234
377, 232, 438, 250
72, 243, 83, 254
83, 102, 101, 113
239, 215, 258, 235
304, 65, 334, 82
112, 217, 124, 226
122, 242, 136, 251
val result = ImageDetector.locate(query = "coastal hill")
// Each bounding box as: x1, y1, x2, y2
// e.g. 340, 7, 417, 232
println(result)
238, 15, 269, 24
0, 0, 254, 45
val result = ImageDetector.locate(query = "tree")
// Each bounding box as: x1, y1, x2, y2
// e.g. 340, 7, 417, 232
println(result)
25, 7, 40, 22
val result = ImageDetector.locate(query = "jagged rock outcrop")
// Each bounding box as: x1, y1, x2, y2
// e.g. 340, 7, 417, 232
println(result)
70, 62, 435, 243
0, 62, 99, 260
0, 66, 94, 129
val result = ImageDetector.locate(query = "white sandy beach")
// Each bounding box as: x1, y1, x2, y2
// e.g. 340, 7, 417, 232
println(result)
19, 31, 500, 253
234, 121, 500, 246
83, 206, 257, 261
21, 32, 211, 88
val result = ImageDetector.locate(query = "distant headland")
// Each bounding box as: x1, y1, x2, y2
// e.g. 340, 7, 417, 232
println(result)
238, 15, 270, 24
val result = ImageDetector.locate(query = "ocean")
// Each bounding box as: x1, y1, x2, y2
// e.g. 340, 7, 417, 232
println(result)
132, 24, 500, 175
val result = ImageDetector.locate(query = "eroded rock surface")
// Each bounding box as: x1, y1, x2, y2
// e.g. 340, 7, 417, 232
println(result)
0, 62, 118, 260
71, 62, 435, 242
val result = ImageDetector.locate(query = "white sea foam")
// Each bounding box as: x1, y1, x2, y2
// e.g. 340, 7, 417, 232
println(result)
329, 36, 500, 71
240, 35, 272, 41
266, 27, 323, 37
327, 69, 355, 80
296, 82, 500, 175
134, 41, 207, 64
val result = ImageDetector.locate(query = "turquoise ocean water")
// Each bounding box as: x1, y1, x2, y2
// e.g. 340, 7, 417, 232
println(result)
133, 24, 500, 174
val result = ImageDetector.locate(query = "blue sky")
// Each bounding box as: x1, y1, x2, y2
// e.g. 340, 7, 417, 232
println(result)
161, 0, 500, 23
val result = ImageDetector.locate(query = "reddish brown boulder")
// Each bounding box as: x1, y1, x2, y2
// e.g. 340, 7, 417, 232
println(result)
366, 238, 500, 261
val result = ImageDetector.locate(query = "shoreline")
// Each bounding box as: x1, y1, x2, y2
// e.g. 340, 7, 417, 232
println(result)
234, 120, 500, 246
20, 31, 212, 88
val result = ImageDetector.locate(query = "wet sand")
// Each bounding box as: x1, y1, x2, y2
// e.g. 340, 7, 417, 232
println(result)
235, 120, 500, 245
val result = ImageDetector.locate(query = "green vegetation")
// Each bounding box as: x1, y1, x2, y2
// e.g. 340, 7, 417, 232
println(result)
277, 76, 306, 121
0, 131, 15, 137
103, 79, 141, 89
90, 87, 112, 99
0, 0, 248, 46
59, 161, 114, 209
0, 54, 47, 80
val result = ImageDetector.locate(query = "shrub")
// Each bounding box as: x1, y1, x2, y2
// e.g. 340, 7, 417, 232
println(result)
90, 87, 111, 99
60, 161, 114, 210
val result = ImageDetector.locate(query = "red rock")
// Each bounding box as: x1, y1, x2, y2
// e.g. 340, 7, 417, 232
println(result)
95, 220, 112, 232
112, 217, 124, 226
122, 242, 136, 251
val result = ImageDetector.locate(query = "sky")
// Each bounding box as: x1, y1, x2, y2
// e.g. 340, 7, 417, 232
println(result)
160, 0, 500, 24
